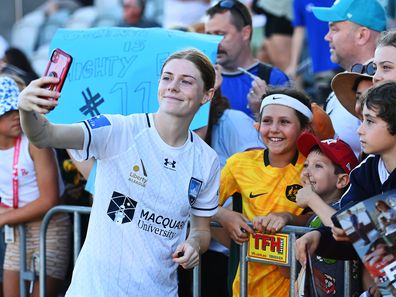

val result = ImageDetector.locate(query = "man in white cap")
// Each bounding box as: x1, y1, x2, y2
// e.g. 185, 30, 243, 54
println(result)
312, 0, 386, 157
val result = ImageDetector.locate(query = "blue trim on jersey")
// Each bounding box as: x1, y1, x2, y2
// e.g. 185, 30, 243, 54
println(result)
87, 115, 111, 129
83, 121, 92, 161
145, 113, 151, 127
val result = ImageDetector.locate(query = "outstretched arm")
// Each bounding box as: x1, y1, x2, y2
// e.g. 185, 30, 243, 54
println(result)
18, 77, 84, 150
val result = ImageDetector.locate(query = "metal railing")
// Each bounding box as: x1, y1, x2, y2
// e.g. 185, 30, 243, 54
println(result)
239, 225, 313, 297
238, 224, 351, 297
34, 206, 351, 297
39, 205, 91, 297
18, 224, 35, 297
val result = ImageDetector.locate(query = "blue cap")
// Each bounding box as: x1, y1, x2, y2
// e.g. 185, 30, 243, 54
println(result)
0, 76, 20, 117
312, 0, 386, 32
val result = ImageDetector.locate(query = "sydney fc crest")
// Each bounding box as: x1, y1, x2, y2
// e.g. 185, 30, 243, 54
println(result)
188, 178, 202, 206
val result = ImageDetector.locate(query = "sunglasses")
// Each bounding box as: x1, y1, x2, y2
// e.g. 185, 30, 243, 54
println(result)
350, 61, 376, 76
217, 0, 250, 27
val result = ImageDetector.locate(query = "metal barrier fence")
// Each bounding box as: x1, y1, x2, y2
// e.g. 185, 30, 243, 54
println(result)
237, 224, 351, 297
18, 224, 35, 297
39, 205, 91, 297
33, 205, 351, 297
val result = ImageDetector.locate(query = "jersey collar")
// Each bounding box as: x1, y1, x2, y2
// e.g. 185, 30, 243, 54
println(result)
263, 149, 299, 167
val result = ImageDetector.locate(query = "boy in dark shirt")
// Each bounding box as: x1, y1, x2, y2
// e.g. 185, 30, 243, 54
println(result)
296, 81, 396, 296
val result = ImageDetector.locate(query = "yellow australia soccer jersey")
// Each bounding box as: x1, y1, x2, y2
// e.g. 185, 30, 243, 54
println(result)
220, 149, 305, 297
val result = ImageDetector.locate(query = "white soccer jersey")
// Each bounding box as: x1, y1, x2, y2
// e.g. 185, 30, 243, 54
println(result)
67, 113, 219, 297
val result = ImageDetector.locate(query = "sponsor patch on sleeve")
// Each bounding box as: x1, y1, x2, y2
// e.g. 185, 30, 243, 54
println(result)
86, 115, 111, 129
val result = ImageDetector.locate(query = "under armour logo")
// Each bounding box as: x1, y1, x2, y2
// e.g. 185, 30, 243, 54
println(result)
164, 158, 176, 170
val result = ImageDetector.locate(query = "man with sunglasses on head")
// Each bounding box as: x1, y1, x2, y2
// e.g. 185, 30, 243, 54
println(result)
312, 0, 386, 157
205, 0, 289, 120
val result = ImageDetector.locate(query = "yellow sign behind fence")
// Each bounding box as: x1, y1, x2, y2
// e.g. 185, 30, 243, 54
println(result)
248, 232, 289, 265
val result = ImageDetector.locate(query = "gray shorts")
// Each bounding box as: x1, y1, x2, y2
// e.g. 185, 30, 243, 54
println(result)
4, 213, 71, 280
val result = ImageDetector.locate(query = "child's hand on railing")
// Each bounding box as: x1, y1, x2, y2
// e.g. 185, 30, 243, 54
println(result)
253, 213, 292, 234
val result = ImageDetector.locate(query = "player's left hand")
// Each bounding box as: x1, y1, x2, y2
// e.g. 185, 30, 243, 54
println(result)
172, 242, 199, 269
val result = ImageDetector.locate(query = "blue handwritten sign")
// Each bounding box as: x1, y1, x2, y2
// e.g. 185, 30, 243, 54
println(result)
47, 27, 221, 130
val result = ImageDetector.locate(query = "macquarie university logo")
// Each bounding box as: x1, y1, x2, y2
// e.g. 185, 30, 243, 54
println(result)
128, 159, 148, 187
285, 184, 302, 202
107, 191, 138, 225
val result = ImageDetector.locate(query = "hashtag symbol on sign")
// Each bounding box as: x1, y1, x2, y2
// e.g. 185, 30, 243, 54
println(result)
79, 88, 105, 117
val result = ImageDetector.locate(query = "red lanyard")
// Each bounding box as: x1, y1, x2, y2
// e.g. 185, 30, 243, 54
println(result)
12, 136, 21, 209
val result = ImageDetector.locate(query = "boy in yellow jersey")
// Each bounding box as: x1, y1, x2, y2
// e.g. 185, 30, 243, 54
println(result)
214, 88, 313, 297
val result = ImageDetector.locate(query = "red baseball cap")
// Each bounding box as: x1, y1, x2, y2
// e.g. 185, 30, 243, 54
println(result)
297, 132, 359, 174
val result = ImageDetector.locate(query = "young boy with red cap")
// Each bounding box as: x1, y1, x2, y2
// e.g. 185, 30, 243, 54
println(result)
295, 132, 359, 227
295, 133, 360, 296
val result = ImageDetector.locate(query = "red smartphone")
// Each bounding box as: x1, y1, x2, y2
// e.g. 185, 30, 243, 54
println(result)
43, 48, 73, 95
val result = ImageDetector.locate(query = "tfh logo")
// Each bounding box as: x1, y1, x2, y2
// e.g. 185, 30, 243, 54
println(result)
252, 233, 284, 253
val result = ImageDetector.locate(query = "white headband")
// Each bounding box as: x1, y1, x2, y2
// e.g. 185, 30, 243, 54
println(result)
260, 94, 313, 121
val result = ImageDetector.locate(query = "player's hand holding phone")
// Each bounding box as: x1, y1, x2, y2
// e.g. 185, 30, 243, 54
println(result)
43, 48, 72, 96
18, 48, 72, 114
42, 48, 72, 110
